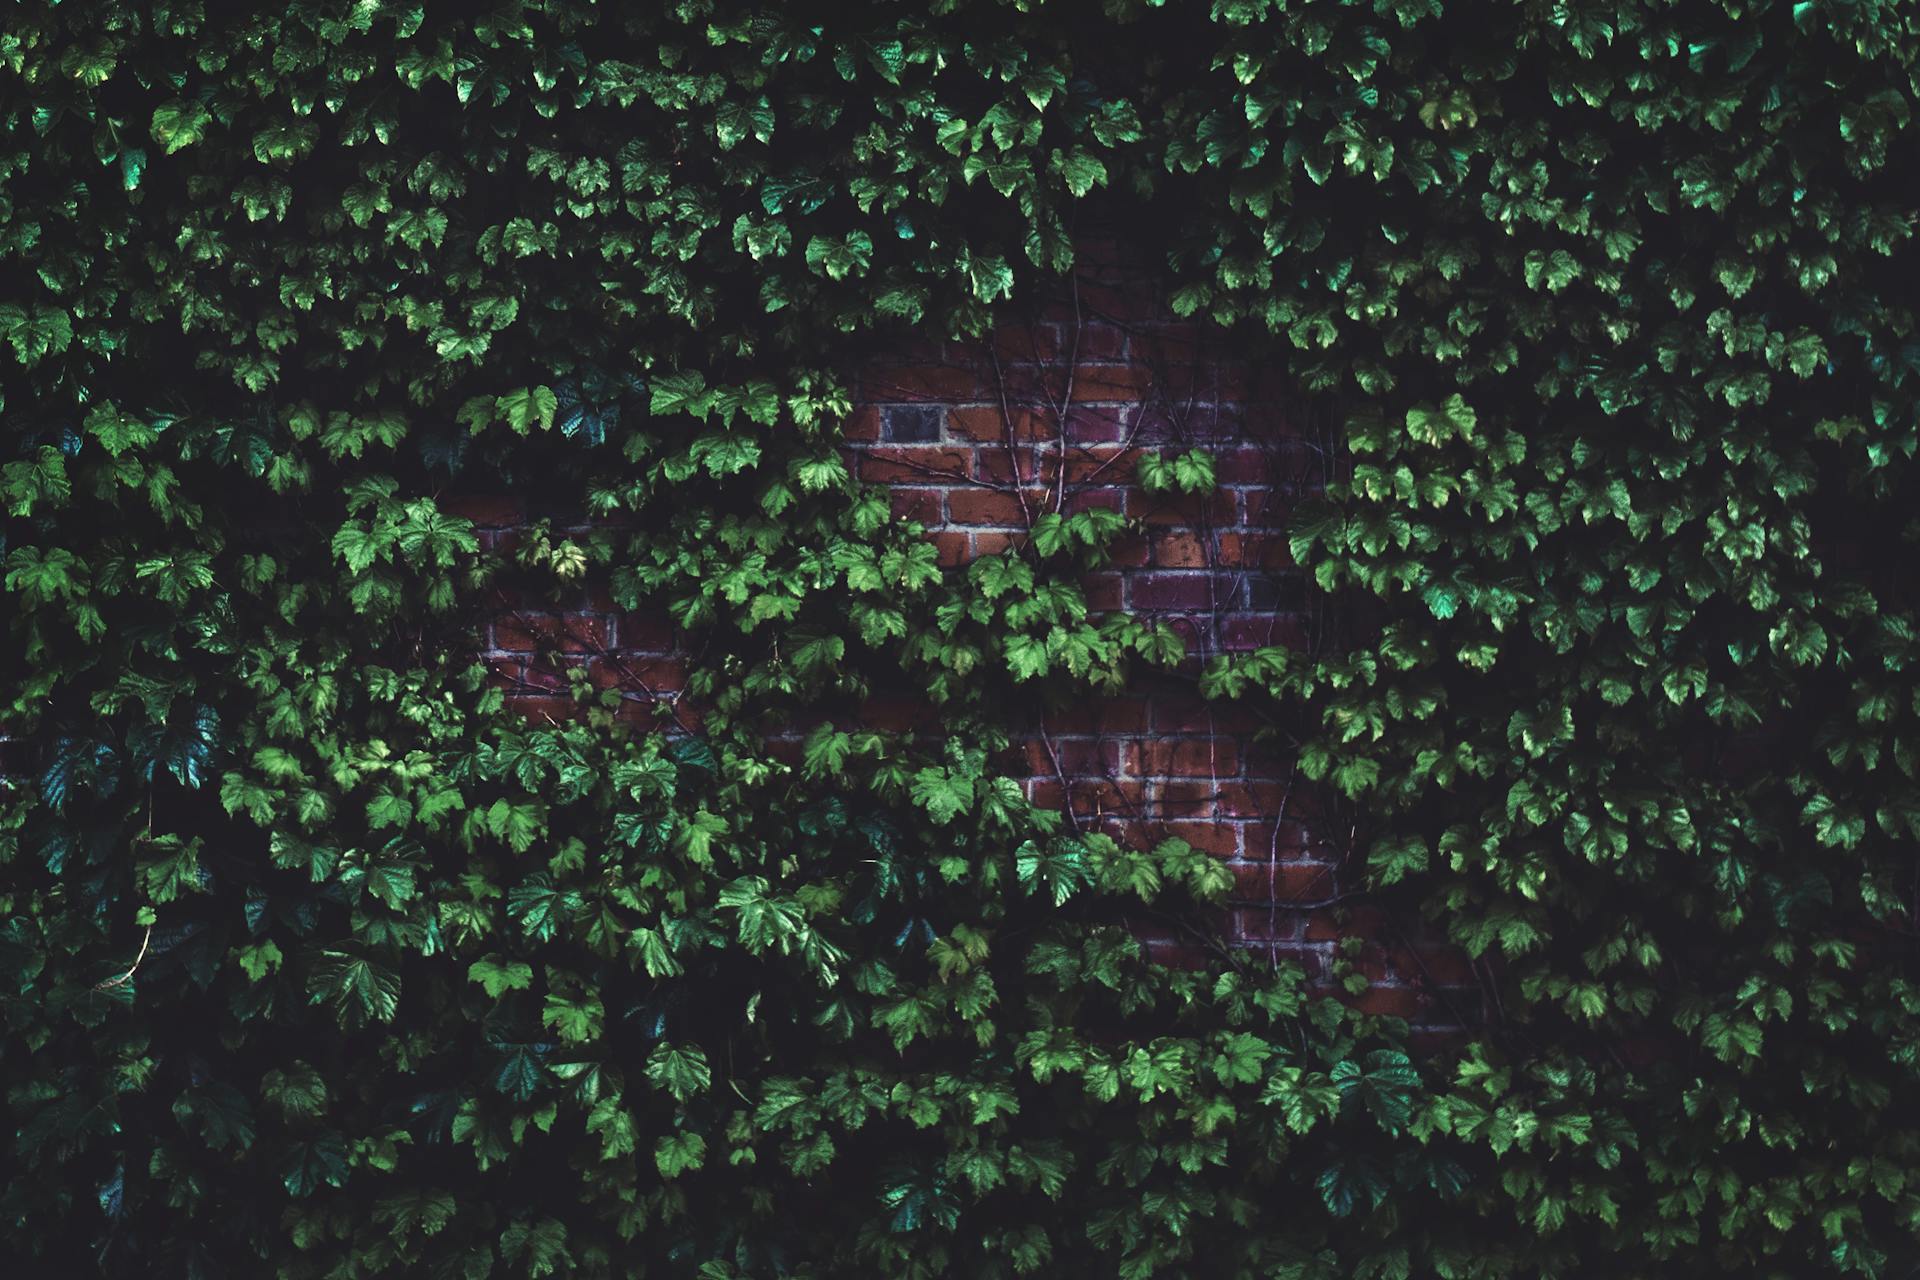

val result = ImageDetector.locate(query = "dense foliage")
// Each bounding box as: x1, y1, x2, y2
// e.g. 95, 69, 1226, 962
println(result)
6, 1, 1920, 1276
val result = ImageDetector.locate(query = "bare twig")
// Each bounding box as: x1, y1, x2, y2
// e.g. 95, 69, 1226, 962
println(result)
94, 923, 153, 992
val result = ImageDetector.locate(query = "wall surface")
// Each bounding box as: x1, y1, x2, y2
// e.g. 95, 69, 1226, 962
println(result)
459, 241, 1475, 1030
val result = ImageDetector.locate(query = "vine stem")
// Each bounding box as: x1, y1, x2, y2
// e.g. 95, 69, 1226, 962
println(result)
94, 923, 153, 992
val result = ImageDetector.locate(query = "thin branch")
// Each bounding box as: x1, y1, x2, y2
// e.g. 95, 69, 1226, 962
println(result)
94, 924, 153, 992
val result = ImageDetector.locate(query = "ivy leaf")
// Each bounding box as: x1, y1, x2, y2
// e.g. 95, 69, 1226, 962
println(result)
497, 386, 559, 433
467, 955, 534, 999
493, 1042, 550, 1100
151, 99, 213, 153
645, 1043, 712, 1101
280, 1134, 350, 1198
307, 949, 402, 1028
654, 1130, 707, 1179
910, 767, 975, 825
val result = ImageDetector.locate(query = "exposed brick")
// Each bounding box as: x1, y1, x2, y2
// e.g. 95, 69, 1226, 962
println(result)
1138, 737, 1240, 778
1156, 820, 1240, 858
1391, 944, 1475, 987
1229, 859, 1338, 904
505, 694, 576, 723
859, 696, 940, 732
1344, 985, 1425, 1020
890, 487, 945, 523
1150, 529, 1210, 568
1128, 572, 1214, 611
1218, 613, 1308, 652
589, 655, 687, 694
1064, 404, 1132, 443
612, 613, 675, 653
865, 364, 988, 399
452, 249, 1445, 1022
495, 614, 611, 655
441, 495, 526, 527
1142, 938, 1212, 970
1073, 324, 1129, 361
949, 405, 1050, 443
932, 531, 970, 567
1048, 697, 1150, 735
1082, 572, 1123, 611
1070, 362, 1159, 401
991, 324, 1063, 363
1062, 446, 1136, 484
970, 531, 1024, 557
947, 488, 1032, 526
856, 445, 972, 484
1230, 907, 1310, 944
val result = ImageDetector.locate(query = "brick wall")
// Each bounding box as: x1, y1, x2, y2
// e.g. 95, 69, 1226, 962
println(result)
467, 240, 1474, 1030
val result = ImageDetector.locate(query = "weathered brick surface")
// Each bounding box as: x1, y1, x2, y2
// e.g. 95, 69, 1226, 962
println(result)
476, 240, 1463, 1023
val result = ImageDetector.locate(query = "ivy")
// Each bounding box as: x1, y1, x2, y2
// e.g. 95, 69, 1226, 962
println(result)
5, 2, 1920, 1278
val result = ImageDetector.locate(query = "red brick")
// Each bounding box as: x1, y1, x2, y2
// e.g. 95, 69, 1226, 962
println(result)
1216, 532, 1292, 571
1219, 614, 1308, 652
990, 324, 1063, 363
1081, 572, 1123, 611
496, 614, 611, 654
1019, 735, 1127, 777
1048, 698, 1149, 734
1345, 985, 1425, 1020
1229, 859, 1338, 904
1141, 938, 1211, 970
1073, 280, 1165, 323
932, 531, 970, 566
1390, 945, 1475, 987
1305, 905, 1389, 943
1242, 819, 1312, 854
590, 655, 686, 694
1108, 533, 1149, 568
1230, 907, 1309, 945
1063, 487, 1124, 514
1138, 491, 1234, 527
1064, 404, 1132, 443
1070, 362, 1158, 401
1150, 699, 1260, 734
970, 531, 1024, 557
857, 446, 972, 484
1063, 778, 1144, 819
504, 694, 575, 723
858, 696, 938, 732
1139, 737, 1240, 778
973, 449, 1035, 486
1130, 328, 1204, 368
864, 364, 988, 399
613, 613, 675, 652
890, 487, 944, 523
1151, 530, 1210, 568
947, 489, 1032, 526
1072, 324, 1129, 361
1128, 572, 1213, 611
1157, 820, 1239, 858
1063, 447, 1136, 484
440, 495, 525, 527
1215, 783, 1289, 819
1215, 447, 1270, 485
842, 405, 883, 441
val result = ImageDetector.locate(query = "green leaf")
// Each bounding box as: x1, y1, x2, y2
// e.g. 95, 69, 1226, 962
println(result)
151, 99, 213, 153
468, 955, 535, 999
645, 1043, 712, 1102
497, 385, 559, 433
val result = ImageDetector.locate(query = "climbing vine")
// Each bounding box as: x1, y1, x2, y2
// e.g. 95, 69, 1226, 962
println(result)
7, 1, 1920, 1277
